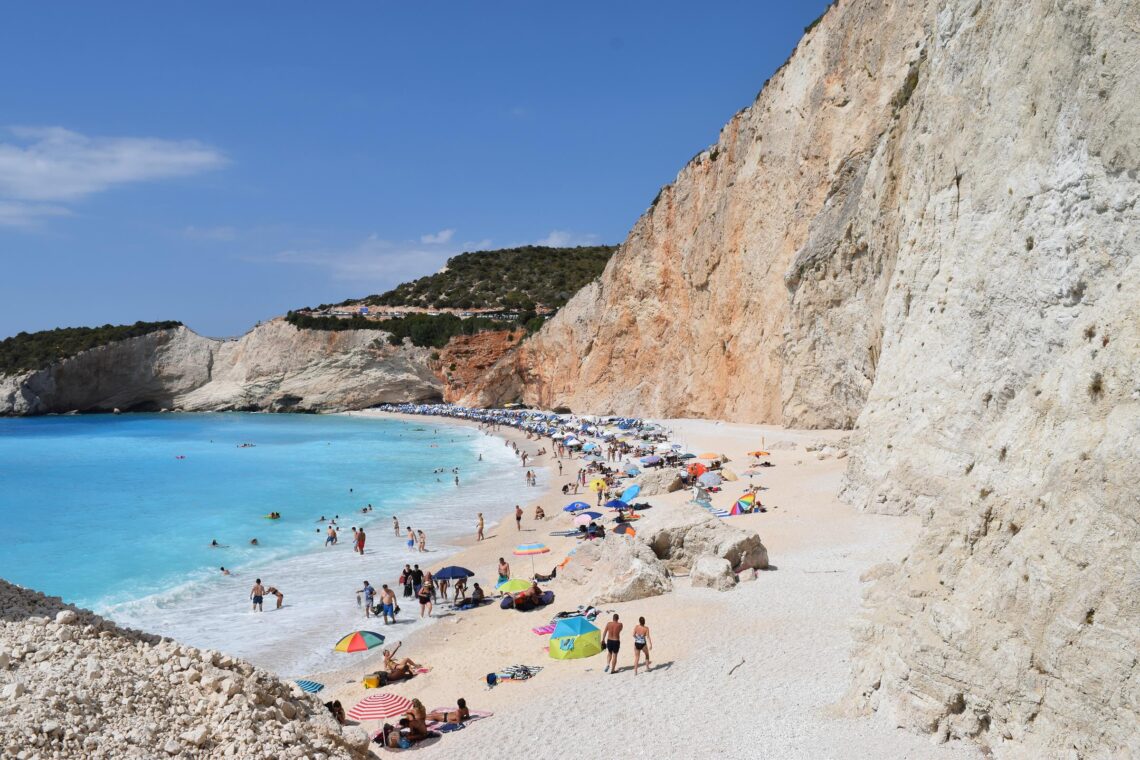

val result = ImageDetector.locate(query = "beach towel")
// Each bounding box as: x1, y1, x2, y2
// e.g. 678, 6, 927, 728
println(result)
498, 664, 543, 680
531, 624, 557, 635
295, 680, 324, 694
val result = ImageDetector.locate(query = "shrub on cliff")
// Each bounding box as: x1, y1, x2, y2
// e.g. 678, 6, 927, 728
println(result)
360, 245, 616, 310
0, 321, 183, 375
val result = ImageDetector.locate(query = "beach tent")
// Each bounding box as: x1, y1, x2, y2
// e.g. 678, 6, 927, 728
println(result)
549, 617, 602, 660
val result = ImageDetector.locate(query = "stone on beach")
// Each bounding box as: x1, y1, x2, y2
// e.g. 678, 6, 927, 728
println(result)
559, 534, 672, 604
643, 511, 769, 572
689, 555, 738, 591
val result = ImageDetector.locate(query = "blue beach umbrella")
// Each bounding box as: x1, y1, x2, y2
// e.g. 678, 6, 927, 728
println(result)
620, 485, 641, 502
639, 455, 661, 465
605, 499, 629, 510
433, 566, 475, 580
582, 442, 598, 451
563, 501, 591, 512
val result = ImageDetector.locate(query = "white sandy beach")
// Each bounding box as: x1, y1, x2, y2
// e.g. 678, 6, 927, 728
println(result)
312, 412, 981, 759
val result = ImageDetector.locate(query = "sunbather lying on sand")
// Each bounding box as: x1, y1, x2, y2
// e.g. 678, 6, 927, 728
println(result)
427, 698, 470, 723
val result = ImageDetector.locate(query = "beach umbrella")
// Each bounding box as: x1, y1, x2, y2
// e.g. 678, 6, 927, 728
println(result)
563, 501, 591, 512
613, 523, 636, 536
698, 472, 723, 487
347, 693, 413, 721
747, 450, 770, 457
639, 455, 661, 465
433, 565, 474, 580
582, 455, 605, 463
733, 493, 757, 514
623, 464, 641, 476
698, 452, 721, 460
655, 443, 673, 453
497, 578, 533, 593
687, 462, 708, 477
620, 485, 641, 502
588, 478, 607, 492
605, 498, 629, 510
549, 617, 602, 660
573, 513, 597, 526
333, 630, 385, 653
582, 442, 598, 451
720, 468, 739, 482
514, 542, 551, 577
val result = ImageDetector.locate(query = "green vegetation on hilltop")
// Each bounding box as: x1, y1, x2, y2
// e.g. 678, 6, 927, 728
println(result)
362, 245, 616, 310
0, 321, 183, 375
285, 311, 521, 349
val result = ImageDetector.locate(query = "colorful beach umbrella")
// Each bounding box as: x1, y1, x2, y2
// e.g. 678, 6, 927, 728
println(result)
497, 578, 533, 593
747, 450, 771, 457
620, 485, 641, 502
549, 617, 602, 660
687, 462, 708, 477
347, 693, 413, 721
588, 478, 607, 492
613, 523, 636, 536
514, 543, 550, 556
333, 630, 385, 653
563, 501, 591, 512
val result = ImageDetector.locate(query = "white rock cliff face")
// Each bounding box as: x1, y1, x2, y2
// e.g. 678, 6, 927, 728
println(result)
0, 321, 442, 415
468, 0, 1139, 755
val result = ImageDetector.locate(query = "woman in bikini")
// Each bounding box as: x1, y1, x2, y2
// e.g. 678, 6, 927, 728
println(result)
404, 699, 430, 739
632, 616, 653, 675
427, 698, 470, 724
382, 642, 420, 680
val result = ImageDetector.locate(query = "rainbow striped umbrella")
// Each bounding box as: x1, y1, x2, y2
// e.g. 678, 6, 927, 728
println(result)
347, 693, 412, 721
513, 542, 551, 577
730, 493, 757, 516
333, 630, 385, 653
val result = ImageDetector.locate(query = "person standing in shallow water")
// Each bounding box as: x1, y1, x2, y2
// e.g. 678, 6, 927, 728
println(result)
250, 579, 265, 612
393, 516, 399, 536
477, 512, 485, 541
515, 505, 523, 531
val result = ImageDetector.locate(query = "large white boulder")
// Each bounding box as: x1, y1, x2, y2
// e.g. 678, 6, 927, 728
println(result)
642, 511, 769, 571
560, 534, 672, 604
690, 555, 737, 591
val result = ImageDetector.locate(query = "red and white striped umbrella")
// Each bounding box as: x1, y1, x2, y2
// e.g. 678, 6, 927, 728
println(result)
346, 693, 413, 721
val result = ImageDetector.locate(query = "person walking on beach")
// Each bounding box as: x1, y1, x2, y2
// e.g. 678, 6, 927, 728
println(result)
632, 617, 653, 674
406, 527, 416, 551
477, 513, 485, 541
515, 504, 523, 531
355, 527, 367, 555
401, 564, 414, 598
417, 529, 427, 552
379, 584, 397, 624
411, 565, 424, 595
417, 581, 433, 618
602, 613, 623, 674
358, 580, 376, 618
393, 516, 400, 536
250, 579, 265, 612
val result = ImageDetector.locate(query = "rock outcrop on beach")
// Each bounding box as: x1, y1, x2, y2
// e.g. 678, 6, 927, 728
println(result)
643, 513, 769, 574
0, 320, 442, 415
560, 535, 673, 604
463, 0, 1140, 754
0, 580, 367, 759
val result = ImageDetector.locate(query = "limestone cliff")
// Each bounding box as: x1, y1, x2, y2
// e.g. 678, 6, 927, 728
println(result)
0, 320, 442, 415
467, 0, 1140, 755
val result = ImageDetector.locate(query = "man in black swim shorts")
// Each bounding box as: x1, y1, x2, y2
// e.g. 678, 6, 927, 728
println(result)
602, 613, 622, 674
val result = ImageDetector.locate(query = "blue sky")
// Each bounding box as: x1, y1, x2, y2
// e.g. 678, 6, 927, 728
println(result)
0, 1, 830, 338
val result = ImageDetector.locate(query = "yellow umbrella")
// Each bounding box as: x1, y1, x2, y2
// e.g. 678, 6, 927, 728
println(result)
588, 478, 607, 492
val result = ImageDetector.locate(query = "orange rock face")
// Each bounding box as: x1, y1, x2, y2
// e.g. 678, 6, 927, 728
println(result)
434, 329, 527, 404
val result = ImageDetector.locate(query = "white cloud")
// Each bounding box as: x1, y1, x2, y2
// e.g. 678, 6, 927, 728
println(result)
535, 229, 599, 247
0, 126, 226, 202
420, 228, 455, 245
0, 201, 72, 229
183, 225, 238, 241
269, 234, 455, 286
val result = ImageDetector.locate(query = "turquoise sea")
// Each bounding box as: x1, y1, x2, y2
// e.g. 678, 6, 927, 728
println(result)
0, 412, 538, 675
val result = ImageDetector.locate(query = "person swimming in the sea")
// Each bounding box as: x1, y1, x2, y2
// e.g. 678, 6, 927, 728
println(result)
249, 538, 259, 546
220, 567, 231, 575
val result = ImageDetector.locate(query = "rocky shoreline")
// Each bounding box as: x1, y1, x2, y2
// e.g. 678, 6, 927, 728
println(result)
0, 580, 370, 759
